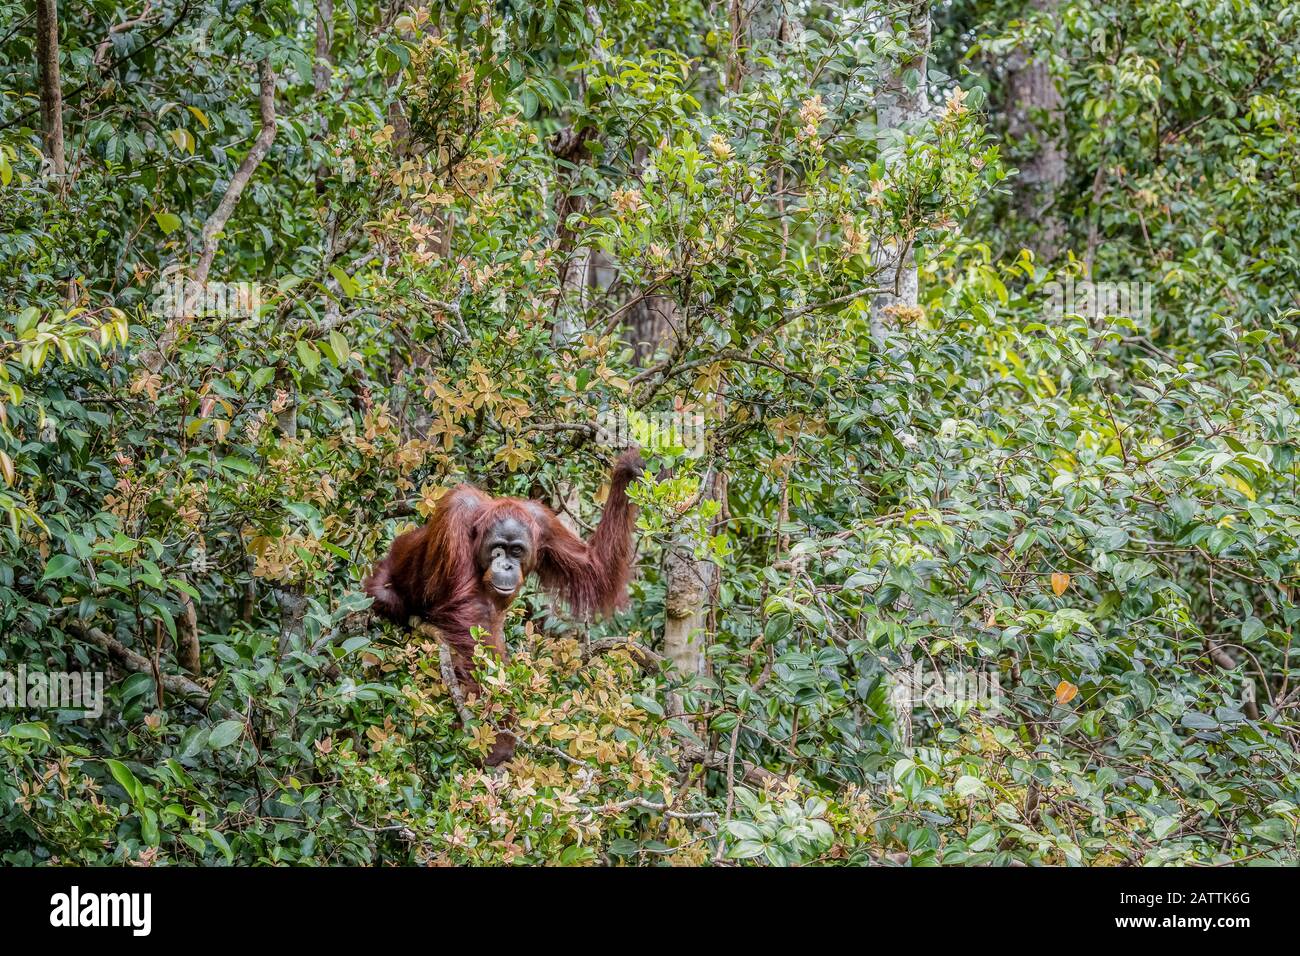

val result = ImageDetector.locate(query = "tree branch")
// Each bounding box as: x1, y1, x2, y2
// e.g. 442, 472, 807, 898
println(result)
66, 621, 236, 719
583, 637, 662, 673
679, 744, 780, 788
139, 56, 278, 373
194, 57, 278, 284
94, 1, 156, 68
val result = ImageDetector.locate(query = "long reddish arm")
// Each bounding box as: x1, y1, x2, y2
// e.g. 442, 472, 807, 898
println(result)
534, 448, 643, 618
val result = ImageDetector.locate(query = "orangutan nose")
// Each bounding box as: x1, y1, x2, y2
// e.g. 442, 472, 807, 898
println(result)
490, 557, 520, 594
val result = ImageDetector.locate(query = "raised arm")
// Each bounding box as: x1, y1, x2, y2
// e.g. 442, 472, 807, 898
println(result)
533, 448, 643, 618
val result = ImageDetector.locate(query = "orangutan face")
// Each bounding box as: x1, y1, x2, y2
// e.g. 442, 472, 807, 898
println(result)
477, 515, 534, 598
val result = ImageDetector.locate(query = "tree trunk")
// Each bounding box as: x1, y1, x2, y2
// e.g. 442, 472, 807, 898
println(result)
313, 0, 333, 96
550, 127, 599, 535
1004, 0, 1067, 260
870, 0, 931, 338
35, 0, 66, 181
654, 0, 794, 710
627, 294, 677, 364
554, 203, 592, 348
313, 0, 333, 189
624, 146, 677, 363
140, 58, 277, 374
662, 472, 720, 714
177, 574, 201, 675
871, 1, 931, 744
727, 0, 792, 88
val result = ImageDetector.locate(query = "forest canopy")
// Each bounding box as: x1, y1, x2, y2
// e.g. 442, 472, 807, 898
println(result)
1, 0, 1299, 866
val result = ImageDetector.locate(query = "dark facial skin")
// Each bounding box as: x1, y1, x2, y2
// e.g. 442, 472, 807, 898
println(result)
477, 516, 534, 600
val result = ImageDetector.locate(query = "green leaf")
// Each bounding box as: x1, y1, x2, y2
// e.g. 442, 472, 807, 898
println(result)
728, 840, 766, 859
519, 87, 539, 119
296, 339, 321, 374
1152, 816, 1179, 840
329, 330, 350, 365
153, 211, 182, 235
1181, 711, 1219, 731
104, 758, 142, 801
710, 712, 738, 733
219, 456, 258, 477
208, 719, 246, 749
328, 265, 359, 298
208, 829, 234, 863
608, 839, 638, 857
119, 672, 156, 703
725, 821, 762, 841
4, 722, 51, 741
630, 693, 664, 717
39, 554, 80, 583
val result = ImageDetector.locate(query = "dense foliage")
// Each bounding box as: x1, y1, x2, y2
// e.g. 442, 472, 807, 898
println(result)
1, 0, 1297, 865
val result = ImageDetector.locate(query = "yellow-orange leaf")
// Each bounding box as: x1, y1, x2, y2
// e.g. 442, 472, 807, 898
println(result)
1055, 680, 1079, 705
1050, 572, 1071, 596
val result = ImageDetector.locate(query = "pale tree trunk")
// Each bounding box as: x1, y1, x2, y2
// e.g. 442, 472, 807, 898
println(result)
626, 145, 678, 363
628, 294, 677, 364
178, 595, 200, 673
313, 0, 333, 189
747, 0, 793, 46
551, 11, 607, 349
655, 0, 794, 711
313, 0, 333, 98
727, 0, 793, 88
549, 124, 599, 535
35, 0, 66, 182
177, 567, 201, 675
662, 470, 720, 714
555, 244, 592, 346
870, 0, 930, 343
872, 1, 932, 748
1004, 0, 1066, 260
552, 125, 597, 348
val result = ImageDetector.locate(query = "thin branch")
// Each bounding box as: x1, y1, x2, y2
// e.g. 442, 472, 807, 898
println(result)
583, 637, 662, 673
412, 620, 476, 726
140, 56, 278, 372
66, 621, 237, 719
0, 0, 196, 134
679, 744, 779, 787
195, 57, 279, 283
591, 796, 717, 820
94, 1, 155, 68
